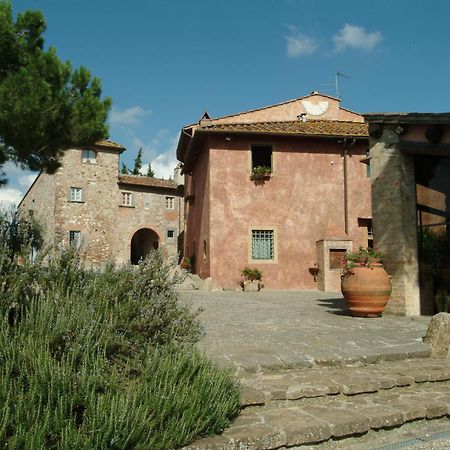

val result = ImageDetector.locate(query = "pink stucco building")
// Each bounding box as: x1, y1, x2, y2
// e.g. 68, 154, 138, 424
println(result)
176, 92, 372, 291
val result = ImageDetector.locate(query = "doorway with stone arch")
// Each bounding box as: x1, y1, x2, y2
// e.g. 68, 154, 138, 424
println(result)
130, 228, 160, 265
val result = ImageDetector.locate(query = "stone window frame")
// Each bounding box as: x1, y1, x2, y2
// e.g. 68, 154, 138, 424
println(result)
248, 226, 278, 264
69, 187, 83, 203
121, 191, 134, 208
82, 149, 97, 164
166, 228, 176, 241
69, 230, 81, 249
166, 196, 175, 210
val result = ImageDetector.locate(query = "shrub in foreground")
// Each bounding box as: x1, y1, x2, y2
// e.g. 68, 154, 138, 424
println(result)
0, 250, 240, 449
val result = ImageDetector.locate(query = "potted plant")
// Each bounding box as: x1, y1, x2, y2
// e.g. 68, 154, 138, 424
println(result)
341, 247, 392, 317
250, 166, 272, 182
180, 256, 193, 272
241, 267, 263, 292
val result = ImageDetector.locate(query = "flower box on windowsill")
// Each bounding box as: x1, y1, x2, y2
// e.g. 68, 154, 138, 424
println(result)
250, 166, 272, 182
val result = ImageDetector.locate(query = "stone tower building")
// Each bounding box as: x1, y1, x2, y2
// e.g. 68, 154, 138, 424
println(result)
19, 140, 184, 266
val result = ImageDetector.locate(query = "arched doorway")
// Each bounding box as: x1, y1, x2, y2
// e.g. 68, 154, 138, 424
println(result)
130, 228, 159, 265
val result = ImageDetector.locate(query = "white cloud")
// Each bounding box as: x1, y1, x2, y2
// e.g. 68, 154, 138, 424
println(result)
125, 131, 179, 179
147, 154, 177, 179
0, 187, 23, 209
147, 142, 179, 180
18, 174, 37, 189
285, 25, 317, 57
333, 24, 382, 52
109, 106, 151, 126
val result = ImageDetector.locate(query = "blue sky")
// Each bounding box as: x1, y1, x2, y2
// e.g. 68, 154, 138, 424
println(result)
3, 0, 450, 206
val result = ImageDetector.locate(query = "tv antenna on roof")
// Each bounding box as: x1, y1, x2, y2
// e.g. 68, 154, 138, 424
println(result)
335, 71, 350, 99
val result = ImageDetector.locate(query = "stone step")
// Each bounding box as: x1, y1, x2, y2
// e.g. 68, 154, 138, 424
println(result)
184, 358, 450, 450
240, 357, 450, 407
172, 267, 205, 290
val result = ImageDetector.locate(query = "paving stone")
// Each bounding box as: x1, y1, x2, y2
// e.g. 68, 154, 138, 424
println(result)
388, 399, 427, 422
283, 413, 332, 446
358, 404, 404, 429
376, 374, 398, 389
222, 424, 287, 450
423, 400, 449, 418
341, 379, 381, 395
286, 383, 330, 399
302, 405, 371, 437
241, 386, 266, 406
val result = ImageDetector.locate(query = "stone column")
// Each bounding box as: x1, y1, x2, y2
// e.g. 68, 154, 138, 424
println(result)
370, 126, 420, 315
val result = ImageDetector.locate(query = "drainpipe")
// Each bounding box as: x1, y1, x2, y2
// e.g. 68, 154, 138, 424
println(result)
342, 138, 356, 235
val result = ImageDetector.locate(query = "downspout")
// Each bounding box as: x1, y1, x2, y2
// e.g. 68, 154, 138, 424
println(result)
342, 138, 356, 235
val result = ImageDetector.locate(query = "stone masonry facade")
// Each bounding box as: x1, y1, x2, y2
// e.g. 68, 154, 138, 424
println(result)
19, 140, 184, 267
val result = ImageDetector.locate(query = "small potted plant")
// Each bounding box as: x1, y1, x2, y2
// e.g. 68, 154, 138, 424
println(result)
341, 247, 392, 317
241, 267, 263, 292
250, 166, 272, 182
180, 256, 193, 272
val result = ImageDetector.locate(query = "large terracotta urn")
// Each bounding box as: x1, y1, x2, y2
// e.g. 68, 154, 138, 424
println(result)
341, 266, 392, 317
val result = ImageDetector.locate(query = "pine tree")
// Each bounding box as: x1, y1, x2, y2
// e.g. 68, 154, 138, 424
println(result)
131, 148, 142, 175
0, 1, 111, 184
120, 162, 128, 174
146, 163, 155, 178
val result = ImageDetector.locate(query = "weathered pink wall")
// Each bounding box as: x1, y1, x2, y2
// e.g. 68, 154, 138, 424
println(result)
208, 93, 363, 125
205, 134, 371, 290
184, 146, 211, 279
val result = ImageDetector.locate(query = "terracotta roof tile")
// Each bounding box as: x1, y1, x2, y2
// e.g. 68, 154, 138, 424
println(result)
200, 120, 368, 138
95, 139, 125, 150
118, 174, 177, 189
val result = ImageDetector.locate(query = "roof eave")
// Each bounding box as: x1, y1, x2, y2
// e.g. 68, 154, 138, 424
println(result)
198, 128, 368, 140
364, 113, 450, 125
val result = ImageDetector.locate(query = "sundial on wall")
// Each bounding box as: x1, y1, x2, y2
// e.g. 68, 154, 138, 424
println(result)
301, 100, 329, 116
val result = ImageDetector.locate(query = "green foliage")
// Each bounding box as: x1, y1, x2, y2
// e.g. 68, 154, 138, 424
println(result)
120, 162, 128, 174
0, 208, 43, 264
241, 267, 262, 281
0, 1, 111, 183
250, 165, 271, 181
0, 250, 240, 448
343, 247, 384, 270
131, 147, 143, 175
146, 163, 155, 178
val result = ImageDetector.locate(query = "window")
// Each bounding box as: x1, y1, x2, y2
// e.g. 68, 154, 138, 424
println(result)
251, 229, 274, 260
69, 230, 81, 249
70, 187, 83, 202
82, 149, 97, 163
166, 196, 175, 210
358, 218, 374, 249
251, 145, 272, 171
122, 192, 133, 207
166, 229, 175, 240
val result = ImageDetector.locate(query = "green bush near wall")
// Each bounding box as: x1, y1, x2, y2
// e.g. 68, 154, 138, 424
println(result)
0, 249, 240, 449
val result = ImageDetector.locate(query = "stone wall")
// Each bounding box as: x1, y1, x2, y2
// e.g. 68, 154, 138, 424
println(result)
20, 146, 183, 267
19, 172, 56, 249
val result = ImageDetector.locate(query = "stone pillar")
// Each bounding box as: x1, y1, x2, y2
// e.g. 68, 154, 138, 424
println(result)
370, 126, 420, 315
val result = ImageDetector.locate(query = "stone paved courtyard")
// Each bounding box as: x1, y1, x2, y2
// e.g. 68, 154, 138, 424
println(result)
179, 290, 450, 450
179, 290, 432, 373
